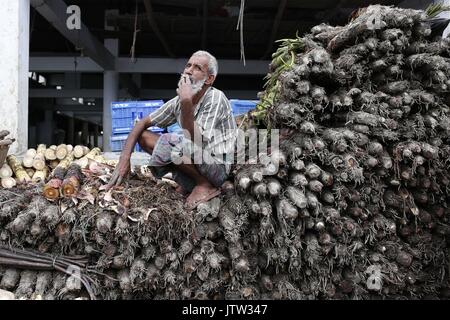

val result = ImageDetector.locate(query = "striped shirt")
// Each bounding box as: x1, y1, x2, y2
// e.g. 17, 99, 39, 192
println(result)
149, 87, 237, 157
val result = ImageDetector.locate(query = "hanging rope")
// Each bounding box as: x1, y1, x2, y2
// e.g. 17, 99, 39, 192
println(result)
130, 0, 140, 63
236, 0, 246, 66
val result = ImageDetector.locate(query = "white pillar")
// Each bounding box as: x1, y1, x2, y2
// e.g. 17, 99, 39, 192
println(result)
0, 0, 30, 154
103, 39, 119, 152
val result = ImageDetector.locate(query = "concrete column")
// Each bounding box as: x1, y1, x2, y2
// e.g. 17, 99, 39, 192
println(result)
103, 39, 119, 152
67, 113, 75, 145
0, 0, 30, 154
81, 122, 89, 146
38, 110, 54, 145
74, 124, 81, 145
103, 10, 119, 152
29, 126, 37, 149
93, 124, 99, 147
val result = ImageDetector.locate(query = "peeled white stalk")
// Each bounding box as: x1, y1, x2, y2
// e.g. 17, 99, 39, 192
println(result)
0, 164, 13, 178
0, 163, 13, 178
44, 146, 57, 161
1, 177, 16, 188
74, 145, 89, 158
22, 156, 35, 168
25, 148, 37, 158
33, 144, 47, 170
56, 144, 68, 160
25, 168, 35, 178
32, 167, 49, 183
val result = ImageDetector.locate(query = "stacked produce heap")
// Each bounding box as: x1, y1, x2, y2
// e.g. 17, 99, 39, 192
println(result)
0, 5, 449, 299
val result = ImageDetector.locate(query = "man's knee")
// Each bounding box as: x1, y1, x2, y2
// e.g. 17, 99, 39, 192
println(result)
137, 132, 146, 146
138, 130, 160, 153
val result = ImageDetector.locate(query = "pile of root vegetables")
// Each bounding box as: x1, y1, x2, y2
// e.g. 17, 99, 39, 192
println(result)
0, 171, 250, 300
1, 5, 450, 300
234, 5, 450, 299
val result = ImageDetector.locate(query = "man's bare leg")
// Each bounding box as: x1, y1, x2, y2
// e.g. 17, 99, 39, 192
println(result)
138, 131, 185, 195
169, 155, 219, 205
137, 130, 161, 153
172, 160, 219, 206
138, 133, 218, 202
138, 132, 192, 196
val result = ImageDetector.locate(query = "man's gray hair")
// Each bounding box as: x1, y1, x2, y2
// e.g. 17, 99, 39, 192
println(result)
192, 50, 219, 77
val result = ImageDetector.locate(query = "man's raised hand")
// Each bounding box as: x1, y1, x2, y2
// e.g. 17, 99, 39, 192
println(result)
177, 74, 194, 102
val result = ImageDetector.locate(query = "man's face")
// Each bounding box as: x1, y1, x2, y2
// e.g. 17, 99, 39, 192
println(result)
180, 55, 215, 94
184, 55, 209, 81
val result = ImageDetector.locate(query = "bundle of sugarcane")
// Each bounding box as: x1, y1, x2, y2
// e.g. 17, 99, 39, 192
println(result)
2, 144, 81, 189
1, 144, 104, 193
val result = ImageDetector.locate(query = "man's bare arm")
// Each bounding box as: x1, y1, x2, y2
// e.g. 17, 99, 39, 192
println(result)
105, 116, 153, 189
120, 116, 153, 160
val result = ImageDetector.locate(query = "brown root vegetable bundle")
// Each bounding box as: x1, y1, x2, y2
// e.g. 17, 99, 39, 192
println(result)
232, 4, 450, 300
62, 164, 83, 197
43, 152, 74, 200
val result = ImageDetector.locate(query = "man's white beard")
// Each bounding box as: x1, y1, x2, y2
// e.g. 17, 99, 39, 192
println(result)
191, 77, 206, 95
180, 75, 207, 95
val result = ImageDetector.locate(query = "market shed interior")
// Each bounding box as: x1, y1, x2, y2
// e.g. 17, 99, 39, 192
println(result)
4, 0, 438, 153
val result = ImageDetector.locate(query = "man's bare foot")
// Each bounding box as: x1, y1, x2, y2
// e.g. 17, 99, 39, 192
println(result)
185, 182, 221, 209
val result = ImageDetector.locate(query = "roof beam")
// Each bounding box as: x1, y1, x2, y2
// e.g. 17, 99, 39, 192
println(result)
30, 0, 115, 70
30, 88, 259, 100
30, 56, 103, 72
30, 57, 270, 75
142, 0, 176, 58
262, 0, 288, 59
37, 104, 103, 112
30, 89, 103, 98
